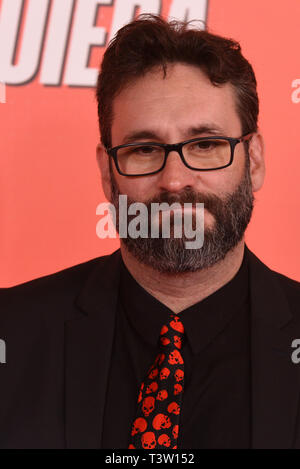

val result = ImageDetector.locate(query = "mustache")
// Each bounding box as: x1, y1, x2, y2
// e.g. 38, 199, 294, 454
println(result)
124, 188, 226, 218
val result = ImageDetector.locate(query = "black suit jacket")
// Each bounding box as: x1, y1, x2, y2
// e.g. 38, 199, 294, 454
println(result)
0, 245, 300, 449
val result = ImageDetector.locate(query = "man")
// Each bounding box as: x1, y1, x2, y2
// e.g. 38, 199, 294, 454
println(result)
0, 15, 299, 449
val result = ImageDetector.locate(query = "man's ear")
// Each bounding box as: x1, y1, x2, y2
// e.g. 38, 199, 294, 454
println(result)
96, 143, 112, 202
248, 131, 266, 192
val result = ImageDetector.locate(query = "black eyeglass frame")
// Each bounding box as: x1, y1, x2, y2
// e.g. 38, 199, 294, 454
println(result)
106, 133, 255, 177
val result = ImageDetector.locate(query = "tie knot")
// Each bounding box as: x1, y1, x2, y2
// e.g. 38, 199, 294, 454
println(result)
159, 314, 185, 349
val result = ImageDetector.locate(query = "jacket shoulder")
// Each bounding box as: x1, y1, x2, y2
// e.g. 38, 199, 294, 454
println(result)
246, 245, 300, 301
272, 269, 300, 305
0, 252, 116, 321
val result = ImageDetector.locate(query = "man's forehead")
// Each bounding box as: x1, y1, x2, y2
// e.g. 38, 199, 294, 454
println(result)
119, 123, 228, 145
116, 63, 234, 98
111, 63, 241, 142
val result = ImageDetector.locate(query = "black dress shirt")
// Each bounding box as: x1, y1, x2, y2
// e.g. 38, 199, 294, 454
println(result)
101, 249, 251, 449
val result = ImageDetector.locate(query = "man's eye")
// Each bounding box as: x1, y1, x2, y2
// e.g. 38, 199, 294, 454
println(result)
196, 140, 217, 150
133, 146, 158, 155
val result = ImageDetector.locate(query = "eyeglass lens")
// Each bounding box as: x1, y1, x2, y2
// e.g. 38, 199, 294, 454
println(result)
116, 139, 232, 175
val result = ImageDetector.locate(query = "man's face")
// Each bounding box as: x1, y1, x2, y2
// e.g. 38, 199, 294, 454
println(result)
97, 63, 264, 273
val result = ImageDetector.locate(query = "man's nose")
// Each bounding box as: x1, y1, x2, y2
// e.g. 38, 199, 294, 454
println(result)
157, 150, 197, 193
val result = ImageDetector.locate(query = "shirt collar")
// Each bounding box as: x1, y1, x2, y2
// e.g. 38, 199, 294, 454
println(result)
119, 248, 249, 354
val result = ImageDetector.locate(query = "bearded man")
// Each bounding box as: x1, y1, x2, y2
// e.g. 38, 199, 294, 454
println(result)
0, 15, 299, 449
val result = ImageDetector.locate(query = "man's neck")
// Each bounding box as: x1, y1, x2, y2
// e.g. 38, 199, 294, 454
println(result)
120, 240, 246, 313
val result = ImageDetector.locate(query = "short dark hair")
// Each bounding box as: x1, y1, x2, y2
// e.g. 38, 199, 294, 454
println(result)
96, 14, 259, 149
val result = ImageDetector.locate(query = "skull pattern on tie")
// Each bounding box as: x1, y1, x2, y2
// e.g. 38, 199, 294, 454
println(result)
129, 313, 185, 449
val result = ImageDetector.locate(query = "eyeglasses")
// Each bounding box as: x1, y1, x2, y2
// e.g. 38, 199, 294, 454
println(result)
106, 133, 254, 176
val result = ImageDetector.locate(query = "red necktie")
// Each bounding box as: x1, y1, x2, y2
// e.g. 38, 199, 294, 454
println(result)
129, 313, 185, 449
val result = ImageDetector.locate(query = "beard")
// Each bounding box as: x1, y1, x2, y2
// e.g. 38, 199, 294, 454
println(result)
109, 156, 254, 274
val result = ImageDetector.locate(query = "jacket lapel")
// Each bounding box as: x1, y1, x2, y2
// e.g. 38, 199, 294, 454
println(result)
64, 250, 122, 448
247, 246, 300, 448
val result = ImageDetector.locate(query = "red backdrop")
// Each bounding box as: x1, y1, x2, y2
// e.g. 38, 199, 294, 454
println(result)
0, 0, 299, 286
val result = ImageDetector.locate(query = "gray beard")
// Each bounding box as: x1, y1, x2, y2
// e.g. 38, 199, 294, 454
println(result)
109, 157, 254, 273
